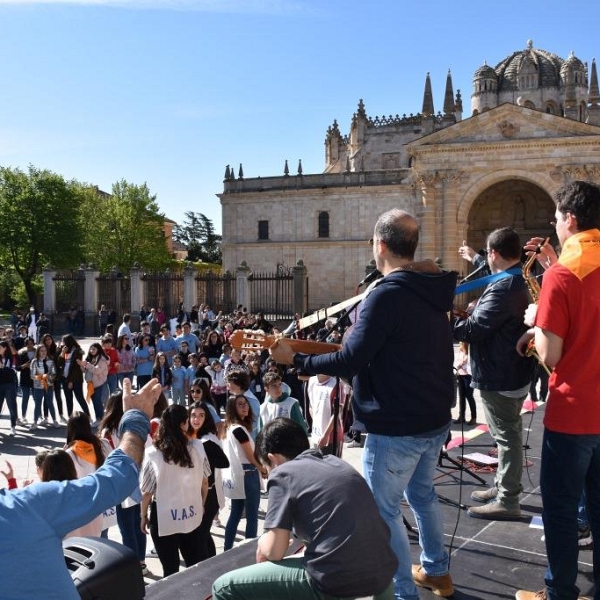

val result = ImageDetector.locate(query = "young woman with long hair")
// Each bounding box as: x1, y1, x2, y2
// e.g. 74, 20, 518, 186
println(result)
188, 379, 223, 437
41, 333, 67, 424
152, 351, 172, 397
57, 334, 89, 418
30, 344, 59, 429
77, 342, 109, 422
98, 391, 148, 573
116, 334, 136, 388
140, 404, 210, 577
65, 412, 111, 537
188, 401, 229, 560
0, 340, 19, 436
222, 394, 266, 551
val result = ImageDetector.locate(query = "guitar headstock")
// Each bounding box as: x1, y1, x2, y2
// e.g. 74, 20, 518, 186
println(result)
229, 330, 275, 352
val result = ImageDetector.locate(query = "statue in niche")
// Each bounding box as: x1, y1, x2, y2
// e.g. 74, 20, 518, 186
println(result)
514, 194, 525, 227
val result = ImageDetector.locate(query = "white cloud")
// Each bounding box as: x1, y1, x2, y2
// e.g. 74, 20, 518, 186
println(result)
0, 0, 309, 14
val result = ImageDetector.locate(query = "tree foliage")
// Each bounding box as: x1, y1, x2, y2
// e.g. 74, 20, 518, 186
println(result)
0, 165, 84, 305
80, 180, 171, 273
172, 211, 222, 263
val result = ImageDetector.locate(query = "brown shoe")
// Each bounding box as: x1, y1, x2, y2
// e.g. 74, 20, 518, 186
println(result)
515, 591, 590, 600
470, 487, 498, 503
412, 564, 454, 597
515, 591, 546, 600
468, 500, 521, 521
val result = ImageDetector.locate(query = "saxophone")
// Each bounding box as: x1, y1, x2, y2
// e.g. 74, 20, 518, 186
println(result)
522, 239, 551, 375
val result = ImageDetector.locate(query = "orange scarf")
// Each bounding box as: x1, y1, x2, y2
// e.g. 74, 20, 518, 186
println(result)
557, 229, 600, 280
69, 440, 98, 466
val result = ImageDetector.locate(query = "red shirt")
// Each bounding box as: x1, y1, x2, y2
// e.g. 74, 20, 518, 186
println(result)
536, 230, 600, 434
106, 347, 120, 376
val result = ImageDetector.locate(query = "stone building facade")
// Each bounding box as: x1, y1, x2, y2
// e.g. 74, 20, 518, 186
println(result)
219, 42, 600, 311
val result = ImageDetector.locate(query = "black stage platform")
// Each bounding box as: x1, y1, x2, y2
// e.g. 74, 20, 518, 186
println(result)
146, 403, 596, 599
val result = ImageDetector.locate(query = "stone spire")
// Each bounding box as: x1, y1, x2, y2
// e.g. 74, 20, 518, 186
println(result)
422, 72, 434, 117
443, 70, 455, 115
588, 58, 600, 126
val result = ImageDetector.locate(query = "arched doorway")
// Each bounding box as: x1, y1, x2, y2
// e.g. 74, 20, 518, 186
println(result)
467, 179, 556, 256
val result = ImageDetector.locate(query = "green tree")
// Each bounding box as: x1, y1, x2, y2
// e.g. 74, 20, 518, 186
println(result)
0, 165, 84, 306
80, 179, 171, 273
172, 211, 222, 263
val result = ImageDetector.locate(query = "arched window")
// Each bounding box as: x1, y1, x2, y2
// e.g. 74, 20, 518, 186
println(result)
318, 212, 330, 238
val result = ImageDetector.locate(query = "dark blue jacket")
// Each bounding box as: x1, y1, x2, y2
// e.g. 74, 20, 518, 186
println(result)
295, 263, 456, 436
453, 266, 534, 391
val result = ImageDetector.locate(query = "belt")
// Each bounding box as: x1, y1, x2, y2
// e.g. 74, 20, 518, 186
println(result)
242, 464, 257, 472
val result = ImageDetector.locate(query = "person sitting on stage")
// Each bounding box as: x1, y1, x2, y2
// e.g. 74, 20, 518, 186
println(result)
212, 418, 398, 600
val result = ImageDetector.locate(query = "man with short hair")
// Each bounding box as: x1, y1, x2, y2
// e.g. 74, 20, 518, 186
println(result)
212, 418, 397, 600
260, 371, 308, 434
156, 325, 178, 367
117, 313, 133, 343
516, 181, 600, 600
176, 321, 199, 353
454, 227, 534, 521
271, 209, 456, 600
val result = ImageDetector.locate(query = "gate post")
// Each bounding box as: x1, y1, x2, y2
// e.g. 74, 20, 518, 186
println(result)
183, 263, 197, 315
130, 264, 144, 331
292, 260, 308, 317
236, 261, 251, 313
85, 266, 101, 336
43, 266, 57, 316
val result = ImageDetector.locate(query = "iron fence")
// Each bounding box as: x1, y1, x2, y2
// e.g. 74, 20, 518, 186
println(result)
195, 271, 235, 314
249, 267, 295, 320
54, 271, 85, 314
143, 271, 184, 319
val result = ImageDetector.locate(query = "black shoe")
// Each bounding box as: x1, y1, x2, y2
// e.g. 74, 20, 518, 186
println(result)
453, 418, 465, 424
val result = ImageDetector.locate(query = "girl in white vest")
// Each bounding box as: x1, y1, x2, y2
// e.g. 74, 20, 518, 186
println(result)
187, 401, 229, 560
140, 404, 210, 577
222, 394, 267, 550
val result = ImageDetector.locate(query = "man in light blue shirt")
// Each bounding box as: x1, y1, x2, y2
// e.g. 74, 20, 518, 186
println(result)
0, 378, 161, 600
156, 325, 179, 366
176, 321, 199, 353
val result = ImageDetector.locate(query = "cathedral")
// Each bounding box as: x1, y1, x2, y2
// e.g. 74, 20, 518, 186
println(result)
219, 41, 600, 311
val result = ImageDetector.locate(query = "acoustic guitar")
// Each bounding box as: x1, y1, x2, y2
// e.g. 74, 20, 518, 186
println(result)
229, 330, 341, 355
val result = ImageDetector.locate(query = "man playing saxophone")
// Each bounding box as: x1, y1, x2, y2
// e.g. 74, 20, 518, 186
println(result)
516, 180, 600, 600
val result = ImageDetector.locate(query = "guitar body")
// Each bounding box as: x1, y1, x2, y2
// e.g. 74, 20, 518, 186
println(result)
229, 330, 341, 355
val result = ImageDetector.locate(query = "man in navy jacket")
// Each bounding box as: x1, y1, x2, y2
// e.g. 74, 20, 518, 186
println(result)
271, 209, 456, 600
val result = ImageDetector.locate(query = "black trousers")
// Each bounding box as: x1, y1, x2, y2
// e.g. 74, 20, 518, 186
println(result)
149, 501, 203, 577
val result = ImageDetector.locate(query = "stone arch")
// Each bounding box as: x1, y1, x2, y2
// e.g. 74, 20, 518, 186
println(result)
456, 171, 557, 261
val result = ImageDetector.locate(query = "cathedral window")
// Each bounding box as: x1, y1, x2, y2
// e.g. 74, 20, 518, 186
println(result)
318, 211, 330, 238
258, 220, 269, 240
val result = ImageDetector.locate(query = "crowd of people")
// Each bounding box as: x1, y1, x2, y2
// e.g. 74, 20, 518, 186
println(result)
1, 179, 599, 600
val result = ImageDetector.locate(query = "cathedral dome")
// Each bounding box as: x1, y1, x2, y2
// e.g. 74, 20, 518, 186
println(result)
493, 40, 563, 92
474, 62, 497, 80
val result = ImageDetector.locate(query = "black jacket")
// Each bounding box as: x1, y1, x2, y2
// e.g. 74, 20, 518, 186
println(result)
453, 266, 534, 391
296, 262, 456, 436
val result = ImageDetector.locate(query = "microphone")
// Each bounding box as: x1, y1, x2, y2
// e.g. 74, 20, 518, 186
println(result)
459, 261, 488, 284
357, 269, 382, 288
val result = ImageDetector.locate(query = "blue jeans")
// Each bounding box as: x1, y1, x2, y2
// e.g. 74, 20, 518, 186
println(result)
106, 373, 119, 395
0, 382, 18, 427
224, 467, 261, 551
90, 382, 106, 421
541, 428, 600, 600
363, 428, 450, 600
33, 387, 56, 422
20, 385, 33, 418
116, 503, 147, 561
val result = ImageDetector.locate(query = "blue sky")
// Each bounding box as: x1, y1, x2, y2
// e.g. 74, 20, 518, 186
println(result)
0, 0, 598, 233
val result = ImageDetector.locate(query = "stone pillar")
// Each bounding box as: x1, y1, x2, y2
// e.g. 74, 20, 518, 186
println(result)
130, 264, 144, 331
183, 263, 197, 315
236, 262, 251, 313
292, 260, 308, 316
85, 267, 100, 336
43, 266, 56, 316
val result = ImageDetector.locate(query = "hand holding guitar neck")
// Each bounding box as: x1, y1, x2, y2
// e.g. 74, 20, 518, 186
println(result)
229, 330, 341, 365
